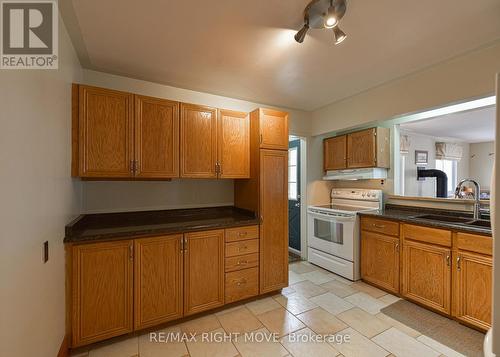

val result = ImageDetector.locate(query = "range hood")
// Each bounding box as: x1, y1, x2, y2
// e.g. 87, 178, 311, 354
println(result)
323, 168, 388, 181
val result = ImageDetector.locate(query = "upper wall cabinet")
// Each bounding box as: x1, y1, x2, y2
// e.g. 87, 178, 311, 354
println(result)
258, 108, 289, 150
76, 85, 134, 178
323, 127, 390, 171
180, 103, 218, 178
135, 95, 179, 178
324, 135, 347, 170
73, 84, 250, 180
218, 110, 250, 178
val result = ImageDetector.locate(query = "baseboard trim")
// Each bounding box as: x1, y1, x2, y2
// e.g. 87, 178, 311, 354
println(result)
57, 335, 69, 357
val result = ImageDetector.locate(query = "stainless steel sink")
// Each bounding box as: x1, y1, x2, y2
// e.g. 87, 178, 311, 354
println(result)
465, 220, 491, 229
413, 214, 471, 224
412, 214, 491, 229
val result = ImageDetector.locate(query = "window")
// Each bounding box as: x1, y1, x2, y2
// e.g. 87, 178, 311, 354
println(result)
288, 147, 298, 200
435, 159, 458, 197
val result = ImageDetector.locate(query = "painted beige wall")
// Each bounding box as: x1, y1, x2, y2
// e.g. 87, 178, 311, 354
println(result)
311, 41, 500, 136
80, 70, 312, 213
0, 16, 83, 357
470, 141, 495, 190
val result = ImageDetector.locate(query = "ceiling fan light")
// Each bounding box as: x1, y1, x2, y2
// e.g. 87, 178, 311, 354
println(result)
294, 23, 309, 43
333, 26, 347, 44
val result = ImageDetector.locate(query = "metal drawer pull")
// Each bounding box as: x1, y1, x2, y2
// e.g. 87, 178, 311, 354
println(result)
395, 243, 399, 251
238, 232, 248, 237
239, 245, 248, 251
234, 278, 247, 286
236, 260, 248, 266
373, 224, 385, 229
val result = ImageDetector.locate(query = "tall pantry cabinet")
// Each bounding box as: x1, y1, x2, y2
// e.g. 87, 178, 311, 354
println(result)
234, 108, 289, 294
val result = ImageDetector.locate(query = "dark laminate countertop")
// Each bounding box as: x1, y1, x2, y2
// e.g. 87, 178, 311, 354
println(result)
65, 206, 259, 243
358, 204, 492, 236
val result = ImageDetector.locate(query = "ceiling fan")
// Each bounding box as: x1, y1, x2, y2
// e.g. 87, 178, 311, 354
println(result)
295, 0, 347, 44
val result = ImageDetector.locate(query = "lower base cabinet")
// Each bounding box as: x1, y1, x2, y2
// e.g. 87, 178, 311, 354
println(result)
360, 231, 399, 294
68, 226, 264, 348
454, 251, 492, 330
184, 230, 225, 315
402, 240, 451, 314
71, 241, 133, 347
134, 235, 183, 330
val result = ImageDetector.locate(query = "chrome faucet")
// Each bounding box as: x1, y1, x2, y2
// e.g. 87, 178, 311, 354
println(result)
454, 179, 482, 219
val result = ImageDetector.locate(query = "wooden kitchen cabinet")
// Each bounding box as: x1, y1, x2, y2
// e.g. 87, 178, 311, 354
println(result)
218, 110, 250, 178
257, 108, 289, 150
361, 230, 400, 294
134, 95, 179, 178
259, 149, 289, 293
76, 85, 134, 178
71, 240, 133, 347
347, 128, 390, 168
454, 251, 492, 330
324, 135, 347, 170
134, 235, 183, 330
180, 103, 218, 178
184, 230, 225, 315
402, 240, 451, 314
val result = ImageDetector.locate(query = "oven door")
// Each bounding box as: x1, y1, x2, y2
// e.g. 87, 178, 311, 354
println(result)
307, 210, 355, 262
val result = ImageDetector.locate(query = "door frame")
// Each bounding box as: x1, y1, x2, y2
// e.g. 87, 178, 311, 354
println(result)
289, 135, 308, 260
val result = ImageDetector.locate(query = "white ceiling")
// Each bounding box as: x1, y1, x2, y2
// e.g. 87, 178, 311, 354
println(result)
400, 106, 496, 143
62, 0, 500, 111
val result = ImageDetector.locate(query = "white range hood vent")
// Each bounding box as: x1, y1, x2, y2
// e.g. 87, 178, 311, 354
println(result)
323, 168, 388, 181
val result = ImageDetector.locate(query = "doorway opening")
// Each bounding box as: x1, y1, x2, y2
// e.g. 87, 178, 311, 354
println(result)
288, 135, 307, 261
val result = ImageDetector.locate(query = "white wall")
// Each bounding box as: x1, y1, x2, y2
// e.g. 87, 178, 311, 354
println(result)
311, 41, 500, 136
470, 141, 495, 191
0, 15, 83, 357
80, 70, 312, 213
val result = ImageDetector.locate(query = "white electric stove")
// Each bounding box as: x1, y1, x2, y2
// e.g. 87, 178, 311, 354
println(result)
307, 188, 383, 281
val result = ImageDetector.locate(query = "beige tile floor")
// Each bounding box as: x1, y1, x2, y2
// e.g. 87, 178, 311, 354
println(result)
72, 261, 467, 357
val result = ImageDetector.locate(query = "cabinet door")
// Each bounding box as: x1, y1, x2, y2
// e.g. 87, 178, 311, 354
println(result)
454, 251, 492, 330
184, 230, 224, 315
259, 108, 289, 150
361, 231, 399, 294
260, 149, 288, 293
347, 128, 376, 168
324, 135, 347, 170
72, 241, 133, 347
180, 103, 217, 178
402, 240, 451, 314
134, 235, 183, 330
218, 110, 250, 178
78, 85, 134, 177
134, 95, 179, 178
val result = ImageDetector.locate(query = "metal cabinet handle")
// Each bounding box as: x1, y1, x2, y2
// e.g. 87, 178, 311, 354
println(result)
446, 255, 450, 267
395, 243, 399, 251
129, 244, 133, 261
238, 232, 247, 237
234, 278, 247, 286
457, 256, 461, 271
236, 260, 248, 266
373, 224, 385, 229
184, 237, 188, 253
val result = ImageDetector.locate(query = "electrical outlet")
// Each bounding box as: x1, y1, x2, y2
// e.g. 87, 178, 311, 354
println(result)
43, 241, 49, 263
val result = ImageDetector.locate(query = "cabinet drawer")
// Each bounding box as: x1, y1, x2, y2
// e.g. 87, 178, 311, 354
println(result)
225, 267, 259, 303
225, 225, 259, 242
225, 239, 259, 257
402, 224, 451, 247
456, 232, 492, 256
361, 217, 399, 237
225, 253, 259, 272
